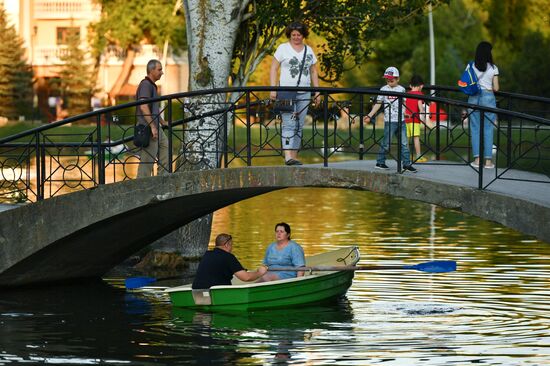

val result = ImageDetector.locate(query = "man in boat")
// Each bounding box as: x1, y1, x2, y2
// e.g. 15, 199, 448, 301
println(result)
192, 233, 268, 289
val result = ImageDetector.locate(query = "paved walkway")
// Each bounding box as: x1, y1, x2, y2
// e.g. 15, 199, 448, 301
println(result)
319, 160, 550, 208
0, 203, 23, 212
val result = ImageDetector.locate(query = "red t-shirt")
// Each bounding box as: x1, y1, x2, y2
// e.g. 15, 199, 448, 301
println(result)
430, 103, 448, 121
405, 90, 424, 124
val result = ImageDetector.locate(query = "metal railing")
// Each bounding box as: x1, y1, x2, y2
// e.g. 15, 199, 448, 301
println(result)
428, 85, 550, 119
0, 86, 549, 203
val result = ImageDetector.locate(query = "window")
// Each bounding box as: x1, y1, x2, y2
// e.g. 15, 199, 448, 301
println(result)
56, 27, 80, 45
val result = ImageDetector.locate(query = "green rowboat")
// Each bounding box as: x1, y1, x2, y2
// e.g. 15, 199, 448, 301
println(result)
165, 246, 360, 311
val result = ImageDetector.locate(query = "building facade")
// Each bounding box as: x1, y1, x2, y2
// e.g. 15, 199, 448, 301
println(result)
2, 0, 188, 121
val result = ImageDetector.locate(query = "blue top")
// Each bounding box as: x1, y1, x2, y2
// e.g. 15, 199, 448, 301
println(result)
262, 240, 306, 279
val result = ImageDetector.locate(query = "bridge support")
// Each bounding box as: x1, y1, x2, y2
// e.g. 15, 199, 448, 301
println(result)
1, 166, 548, 287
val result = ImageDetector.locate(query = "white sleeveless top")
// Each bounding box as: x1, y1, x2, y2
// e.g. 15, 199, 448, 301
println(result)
473, 63, 499, 91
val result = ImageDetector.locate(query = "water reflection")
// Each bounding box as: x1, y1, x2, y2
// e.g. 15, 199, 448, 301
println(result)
1, 188, 549, 365
170, 300, 354, 364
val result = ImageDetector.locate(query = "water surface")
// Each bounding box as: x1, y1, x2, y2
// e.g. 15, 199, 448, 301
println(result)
1, 188, 549, 365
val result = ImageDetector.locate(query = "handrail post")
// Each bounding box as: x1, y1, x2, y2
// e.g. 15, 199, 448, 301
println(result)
167, 100, 173, 173
478, 110, 485, 189
245, 91, 252, 166
496, 97, 510, 168
359, 94, 364, 160
397, 96, 403, 172
35, 131, 43, 201
223, 111, 228, 168
323, 92, 329, 167
435, 103, 441, 160
97, 113, 105, 185
506, 111, 512, 168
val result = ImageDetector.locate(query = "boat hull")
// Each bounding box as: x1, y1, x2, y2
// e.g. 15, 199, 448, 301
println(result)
166, 246, 360, 311
168, 271, 354, 311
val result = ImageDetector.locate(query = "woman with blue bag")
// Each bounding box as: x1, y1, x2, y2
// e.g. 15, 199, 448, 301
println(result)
468, 41, 500, 169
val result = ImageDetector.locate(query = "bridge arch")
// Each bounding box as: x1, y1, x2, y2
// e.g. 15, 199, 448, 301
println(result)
1, 166, 548, 287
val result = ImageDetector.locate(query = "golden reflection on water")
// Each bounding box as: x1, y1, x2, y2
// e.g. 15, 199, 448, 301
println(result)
209, 187, 544, 270
201, 188, 550, 364
2, 187, 549, 365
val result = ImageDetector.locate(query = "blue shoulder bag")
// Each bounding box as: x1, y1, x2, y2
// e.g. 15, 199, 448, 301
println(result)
458, 61, 481, 96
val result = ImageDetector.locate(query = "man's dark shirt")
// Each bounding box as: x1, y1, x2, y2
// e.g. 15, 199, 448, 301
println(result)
136, 76, 160, 127
192, 248, 245, 289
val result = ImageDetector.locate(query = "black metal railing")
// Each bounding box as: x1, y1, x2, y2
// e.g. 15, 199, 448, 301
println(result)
0, 86, 549, 203
427, 85, 550, 119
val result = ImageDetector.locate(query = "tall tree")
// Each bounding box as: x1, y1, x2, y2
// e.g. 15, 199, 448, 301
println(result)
90, 1, 450, 260
475, 0, 550, 96
230, 0, 450, 87
0, 6, 33, 120
90, 0, 186, 103
344, 0, 485, 88
484, 0, 528, 46
173, 0, 449, 257
58, 29, 96, 117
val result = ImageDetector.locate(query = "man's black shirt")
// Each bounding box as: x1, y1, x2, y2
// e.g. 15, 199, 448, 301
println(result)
192, 248, 245, 289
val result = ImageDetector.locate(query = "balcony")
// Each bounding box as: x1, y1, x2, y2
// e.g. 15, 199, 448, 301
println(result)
101, 45, 163, 64
33, 46, 95, 67
34, 0, 100, 19
33, 46, 69, 65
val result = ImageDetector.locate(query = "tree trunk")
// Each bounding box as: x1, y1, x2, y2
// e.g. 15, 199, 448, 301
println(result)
150, 0, 247, 259
108, 47, 136, 104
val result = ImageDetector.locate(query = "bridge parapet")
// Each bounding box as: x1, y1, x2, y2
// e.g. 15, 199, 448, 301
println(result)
1, 165, 549, 287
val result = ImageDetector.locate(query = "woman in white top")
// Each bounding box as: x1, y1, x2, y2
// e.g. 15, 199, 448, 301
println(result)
468, 41, 500, 169
270, 22, 320, 166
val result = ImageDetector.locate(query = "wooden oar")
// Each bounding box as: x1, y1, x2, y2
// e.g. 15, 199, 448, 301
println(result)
125, 275, 182, 289
267, 260, 457, 273
125, 260, 455, 289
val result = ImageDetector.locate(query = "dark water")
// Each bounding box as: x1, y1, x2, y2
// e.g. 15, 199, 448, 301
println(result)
1, 188, 549, 365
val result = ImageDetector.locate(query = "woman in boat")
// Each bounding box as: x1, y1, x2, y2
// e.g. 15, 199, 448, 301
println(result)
260, 222, 306, 281
192, 233, 267, 289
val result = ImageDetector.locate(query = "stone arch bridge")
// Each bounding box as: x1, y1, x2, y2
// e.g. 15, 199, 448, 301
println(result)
1, 164, 549, 287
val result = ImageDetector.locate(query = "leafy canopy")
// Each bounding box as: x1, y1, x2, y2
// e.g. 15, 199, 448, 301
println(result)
233, 0, 450, 85
90, 0, 186, 57
349, 0, 484, 87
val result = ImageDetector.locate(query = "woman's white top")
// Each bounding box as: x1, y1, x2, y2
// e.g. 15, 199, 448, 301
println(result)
274, 42, 318, 87
473, 63, 499, 91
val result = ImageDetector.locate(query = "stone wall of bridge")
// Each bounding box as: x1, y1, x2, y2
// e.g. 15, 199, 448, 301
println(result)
1, 166, 548, 287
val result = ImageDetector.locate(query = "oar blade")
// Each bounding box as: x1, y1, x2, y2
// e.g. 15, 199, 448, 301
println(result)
125, 277, 157, 289
409, 260, 457, 273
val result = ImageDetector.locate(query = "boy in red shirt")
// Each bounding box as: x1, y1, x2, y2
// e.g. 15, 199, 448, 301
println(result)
405, 75, 429, 162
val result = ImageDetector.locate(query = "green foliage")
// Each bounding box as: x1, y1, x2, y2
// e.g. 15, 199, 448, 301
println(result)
479, 0, 550, 97
342, 0, 485, 88
90, 0, 186, 58
500, 32, 550, 96
232, 0, 450, 85
340, 0, 550, 97
485, 0, 528, 46
0, 6, 33, 119
58, 30, 96, 116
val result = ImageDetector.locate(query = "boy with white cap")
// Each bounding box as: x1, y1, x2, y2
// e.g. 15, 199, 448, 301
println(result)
363, 66, 416, 173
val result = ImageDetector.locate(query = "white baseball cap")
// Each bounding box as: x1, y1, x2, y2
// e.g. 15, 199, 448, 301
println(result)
383, 66, 400, 79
